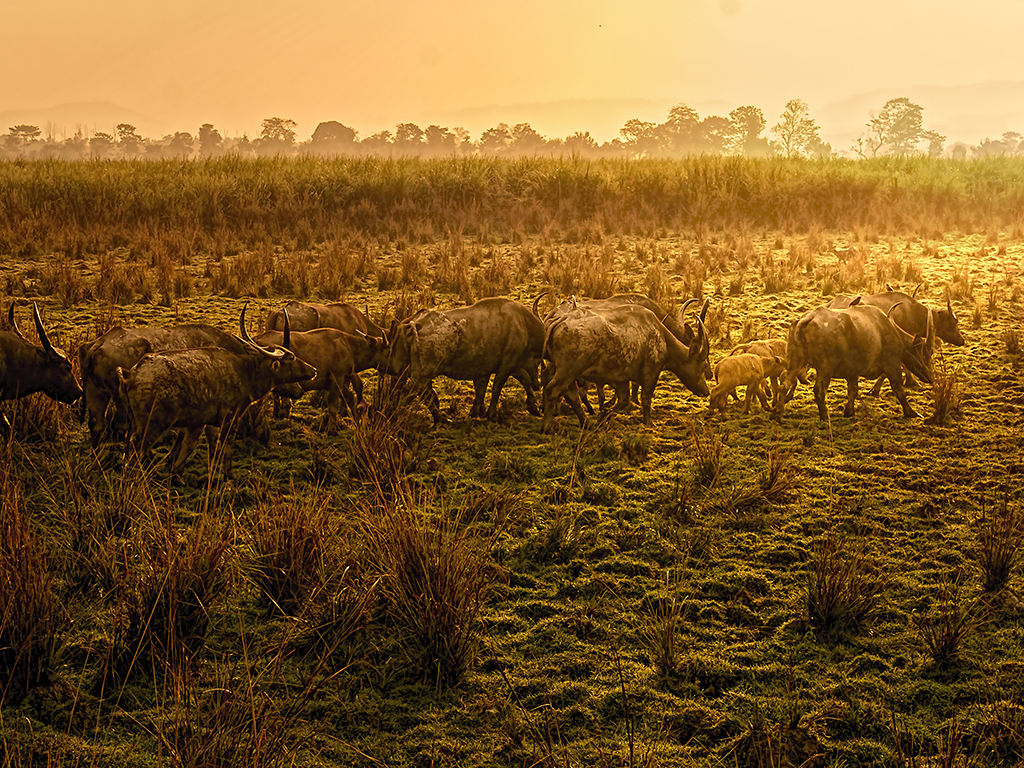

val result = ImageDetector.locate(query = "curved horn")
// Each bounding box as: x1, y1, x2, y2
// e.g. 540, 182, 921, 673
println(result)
911, 283, 922, 300
239, 302, 284, 358
699, 297, 710, 323
531, 290, 550, 318
32, 303, 54, 353
283, 308, 291, 350
885, 302, 914, 341
7, 303, 24, 340
240, 301, 253, 343
945, 286, 956, 320
677, 297, 699, 326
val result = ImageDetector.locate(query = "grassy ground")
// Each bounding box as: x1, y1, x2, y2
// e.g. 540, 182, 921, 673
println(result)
1, 159, 1023, 766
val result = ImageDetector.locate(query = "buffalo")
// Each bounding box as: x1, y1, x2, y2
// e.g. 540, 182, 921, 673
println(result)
80, 322, 252, 446
710, 352, 786, 414
265, 301, 383, 407
372, 297, 544, 424
827, 288, 963, 394
781, 303, 933, 420
117, 306, 316, 479
1, 302, 82, 432
541, 304, 709, 431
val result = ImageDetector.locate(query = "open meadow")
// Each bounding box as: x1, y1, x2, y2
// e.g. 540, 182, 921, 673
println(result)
1, 156, 1023, 767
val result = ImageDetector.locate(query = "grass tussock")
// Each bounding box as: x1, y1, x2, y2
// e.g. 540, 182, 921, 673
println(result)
361, 489, 506, 690
806, 528, 887, 638
974, 494, 1024, 594
0, 459, 63, 705
912, 578, 989, 669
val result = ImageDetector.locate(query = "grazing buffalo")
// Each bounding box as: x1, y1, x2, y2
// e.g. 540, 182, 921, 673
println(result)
117, 306, 316, 479
540, 293, 710, 413
265, 301, 382, 405
80, 323, 251, 446
781, 303, 933, 421
710, 352, 786, 414
372, 297, 545, 424
827, 289, 963, 393
254, 326, 361, 420
541, 304, 710, 431
1, 303, 82, 431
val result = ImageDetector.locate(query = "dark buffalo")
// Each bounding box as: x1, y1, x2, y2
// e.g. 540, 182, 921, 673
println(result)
372, 297, 545, 424
1, 302, 82, 431
540, 293, 710, 413
827, 288, 963, 393
541, 304, 710, 431
781, 303, 933, 421
80, 323, 251, 446
117, 306, 316, 479
254, 326, 361, 420
265, 301, 384, 406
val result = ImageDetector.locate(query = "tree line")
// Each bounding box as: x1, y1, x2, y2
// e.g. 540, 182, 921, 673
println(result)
3, 97, 1021, 161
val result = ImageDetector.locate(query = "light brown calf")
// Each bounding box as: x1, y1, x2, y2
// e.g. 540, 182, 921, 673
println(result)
709, 353, 786, 414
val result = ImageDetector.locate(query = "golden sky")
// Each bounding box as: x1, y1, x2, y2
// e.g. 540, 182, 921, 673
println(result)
4, 0, 1023, 143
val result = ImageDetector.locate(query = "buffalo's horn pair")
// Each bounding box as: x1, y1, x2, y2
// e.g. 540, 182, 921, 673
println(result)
239, 302, 285, 358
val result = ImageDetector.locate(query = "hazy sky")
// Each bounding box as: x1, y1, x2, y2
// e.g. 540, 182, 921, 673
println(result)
4, 0, 1024, 143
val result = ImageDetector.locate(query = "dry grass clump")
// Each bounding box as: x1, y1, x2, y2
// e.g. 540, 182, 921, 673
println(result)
247, 491, 331, 616
106, 508, 233, 681
925, 354, 964, 426
1003, 327, 1021, 355
689, 422, 725, 489
912, 579, 989, 669
806, 528, 887, 638
973, 494, 1024, 594
0, 460, 63, 704
360, 490, 505, 690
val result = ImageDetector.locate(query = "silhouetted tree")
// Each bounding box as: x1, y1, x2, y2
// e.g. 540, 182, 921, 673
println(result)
564, 131, 598, 155
6, 125, 41, 151
510, 123, 546, 154
620, 118, 658, 157
424, 125, 457, 155
255, 117, 297, 156
866, 98, 934, 156
89, 132, 114, 158
167, 132, 193, 158
361, 130, 393, 155
771, 100, 824, 158
394, 123, 425, 153
730, 106, 771, 156
309, 121, 356, 154
479, 124, 512, 155
198, 123, 224, 156
115, 124, 143, 156
659, 104, 701, 155
699, 115, 734, 155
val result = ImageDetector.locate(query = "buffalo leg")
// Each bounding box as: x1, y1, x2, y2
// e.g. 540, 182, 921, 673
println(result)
487, 370, 512, 420
889, 373, 919, 418
743, 381, 760, 414
813, 376, 831, 421
471, 376, 490, 419
612, 382, 634, 413
169, 427, 204, 477
511, 369, 540, 417
843, 378, 859, 417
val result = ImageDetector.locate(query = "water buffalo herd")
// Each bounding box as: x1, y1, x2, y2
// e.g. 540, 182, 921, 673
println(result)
0, 285, 965, 478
